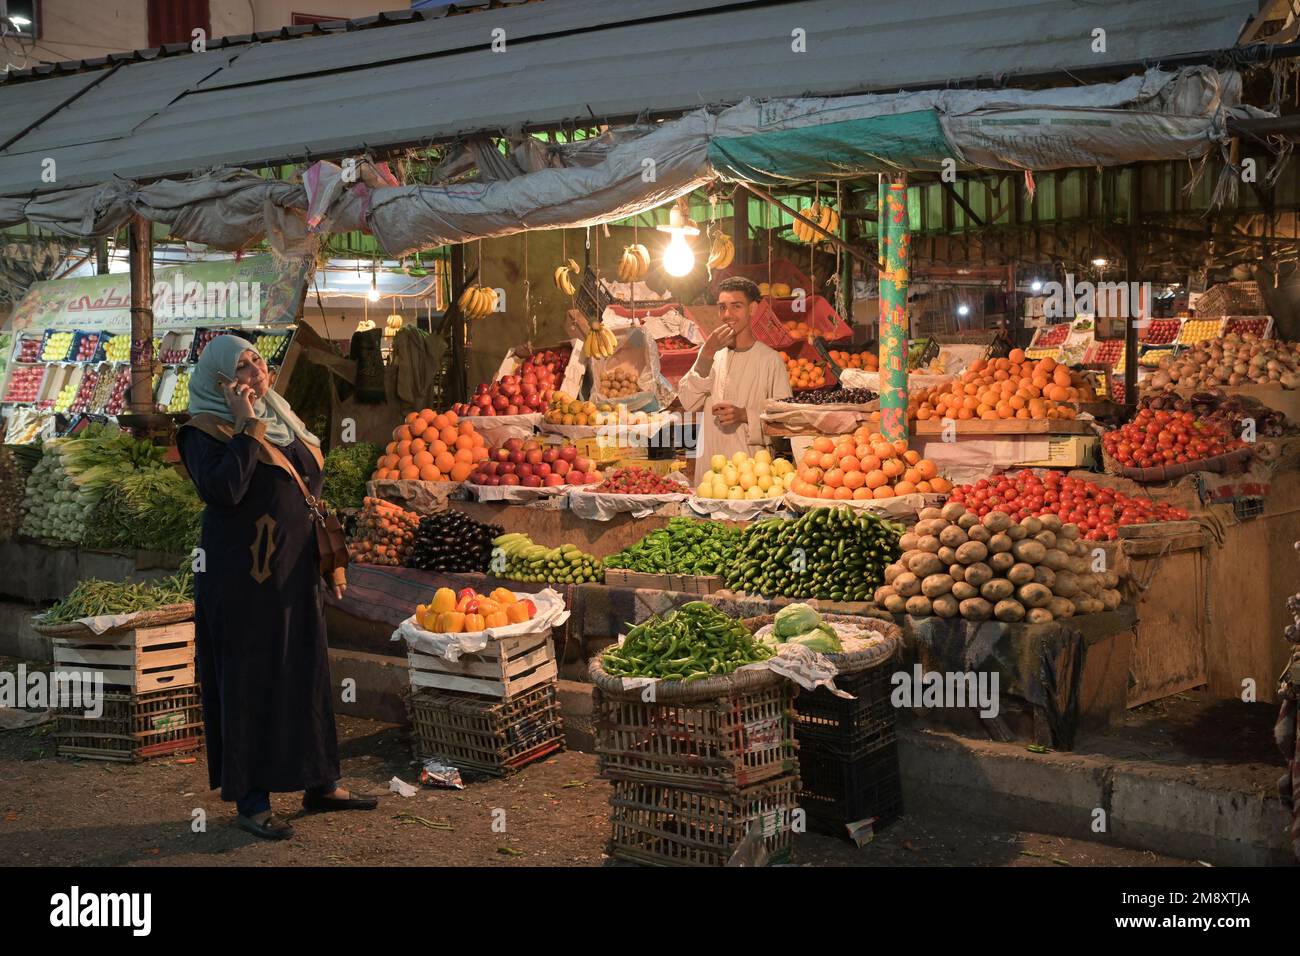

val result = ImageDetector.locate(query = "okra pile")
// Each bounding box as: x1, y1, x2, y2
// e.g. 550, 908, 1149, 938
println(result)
724, 506, 903, 601
602, 517, 741, 576
601, 600, 773, 680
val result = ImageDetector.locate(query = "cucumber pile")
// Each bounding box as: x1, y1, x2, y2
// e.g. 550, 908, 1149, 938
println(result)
492, 532, 603, 584
723, 506, 902, 601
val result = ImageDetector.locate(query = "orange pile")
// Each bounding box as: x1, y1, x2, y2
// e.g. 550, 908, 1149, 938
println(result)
782, 320, 821, 343
371, 409, 490, 482
829, 349, 878, 371
909, 349, 1085, 422
785, 355, 828, 390
790, 428, 952, 500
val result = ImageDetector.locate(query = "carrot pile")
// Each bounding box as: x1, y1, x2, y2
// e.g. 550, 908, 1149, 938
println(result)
348, 496, 421, 566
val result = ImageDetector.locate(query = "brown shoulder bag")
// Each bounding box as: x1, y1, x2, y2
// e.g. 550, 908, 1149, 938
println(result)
250, 434, 351, 586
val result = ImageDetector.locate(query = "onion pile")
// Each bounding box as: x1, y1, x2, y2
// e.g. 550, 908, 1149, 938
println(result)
1150, 333, 1300, 390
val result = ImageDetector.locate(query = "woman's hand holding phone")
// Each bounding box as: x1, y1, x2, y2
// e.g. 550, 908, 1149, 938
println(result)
218, 372, 257, 429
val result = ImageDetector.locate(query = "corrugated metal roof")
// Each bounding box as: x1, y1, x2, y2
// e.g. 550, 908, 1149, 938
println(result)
0, 0, 1260, 200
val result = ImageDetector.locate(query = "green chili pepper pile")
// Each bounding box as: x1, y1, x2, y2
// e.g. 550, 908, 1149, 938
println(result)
603, 517, 741, 576
601, 600, 773, 681
41, 569, 194, 624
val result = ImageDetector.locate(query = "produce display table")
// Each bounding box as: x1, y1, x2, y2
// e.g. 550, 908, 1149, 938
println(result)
901, 608, 1137, 751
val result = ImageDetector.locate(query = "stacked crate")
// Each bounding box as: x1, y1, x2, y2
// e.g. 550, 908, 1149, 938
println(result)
44, 616, 203, 762
592, 669, 801, 866
406, 629, 564, 776
792, 662, 903, 839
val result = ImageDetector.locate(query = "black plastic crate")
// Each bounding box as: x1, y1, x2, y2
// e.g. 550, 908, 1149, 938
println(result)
793, 664, 897, 760
798, 741, 903, 838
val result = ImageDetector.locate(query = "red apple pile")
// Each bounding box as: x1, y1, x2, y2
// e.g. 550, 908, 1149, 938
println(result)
469, 437, 603, 488
451, 349, 569, 418
1101, 408, 1247, 470
948, 469, 1189, 541
589, 467, 686, 495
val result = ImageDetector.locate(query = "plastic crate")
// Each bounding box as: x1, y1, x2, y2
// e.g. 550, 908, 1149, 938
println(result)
407, 681, 564, 776
55, 685, 204, 762
593, 680, 798, 793
797, 741, 903, 837
607, 773, 800, 867
792, 664, 897, 761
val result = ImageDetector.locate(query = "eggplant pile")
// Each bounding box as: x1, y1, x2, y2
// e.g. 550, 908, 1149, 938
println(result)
405, 510, 505, 573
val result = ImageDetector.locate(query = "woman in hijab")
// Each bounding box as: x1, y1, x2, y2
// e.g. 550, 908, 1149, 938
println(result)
177, 334, 376, 840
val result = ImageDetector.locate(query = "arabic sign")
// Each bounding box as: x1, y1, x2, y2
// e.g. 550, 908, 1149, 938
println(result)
5, 256, 310, 334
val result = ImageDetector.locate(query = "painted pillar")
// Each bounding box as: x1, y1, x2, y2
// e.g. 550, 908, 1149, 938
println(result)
877, 176, 909, 442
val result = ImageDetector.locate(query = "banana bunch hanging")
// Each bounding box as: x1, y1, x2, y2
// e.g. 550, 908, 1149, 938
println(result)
583, 320, 618, 359
616, 244, 650, 284
791, 203, 840, 243
553, 258, 581, 296
706, 222, 735, 271
457, 284, 498, 320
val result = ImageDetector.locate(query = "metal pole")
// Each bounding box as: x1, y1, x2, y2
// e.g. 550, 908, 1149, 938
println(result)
878, 176, 910, 442
128, 215, 154, 416
449, 242, 467, 405
731, 187, 749, 265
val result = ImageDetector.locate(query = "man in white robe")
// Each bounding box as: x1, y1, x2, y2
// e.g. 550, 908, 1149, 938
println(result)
677, 277, 792, 483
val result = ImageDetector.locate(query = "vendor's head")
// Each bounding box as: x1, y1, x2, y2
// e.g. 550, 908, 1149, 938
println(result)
716, 276, 761, 334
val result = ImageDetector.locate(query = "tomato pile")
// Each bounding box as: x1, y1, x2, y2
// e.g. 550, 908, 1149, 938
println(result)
589, 467, 686, 495
1101, 408, 1247, 469
948, 470, 1188, 541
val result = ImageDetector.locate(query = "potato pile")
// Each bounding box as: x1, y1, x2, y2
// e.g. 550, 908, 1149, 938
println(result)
1150, 333, 1300, 390
873, 502, 1122, 623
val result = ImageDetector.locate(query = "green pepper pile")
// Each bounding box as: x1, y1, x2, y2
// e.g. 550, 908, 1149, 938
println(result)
602, 517, 741, 575
601, 600, 773, 681
724, 506, 902, 601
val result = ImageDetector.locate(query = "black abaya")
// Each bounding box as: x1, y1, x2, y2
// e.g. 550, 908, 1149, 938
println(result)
177, 427, 341, 801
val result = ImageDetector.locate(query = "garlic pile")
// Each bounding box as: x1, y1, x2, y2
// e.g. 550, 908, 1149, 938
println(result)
1150, 333, 1300, 390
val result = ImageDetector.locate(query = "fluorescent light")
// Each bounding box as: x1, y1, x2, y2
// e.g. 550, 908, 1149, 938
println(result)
1091, 258, 1108, 267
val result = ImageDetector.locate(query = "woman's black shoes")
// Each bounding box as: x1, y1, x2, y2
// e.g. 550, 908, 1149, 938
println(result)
236, 813, 295, 840
302, 790, 378, 813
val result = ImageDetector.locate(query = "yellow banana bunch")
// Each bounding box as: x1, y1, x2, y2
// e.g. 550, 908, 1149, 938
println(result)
706, 225, 734, 271
553, 258, 581, 296
456, 284, 498, 320
583, 321, 618, 359
792, 203, 840, 243
616, 244, 650, 283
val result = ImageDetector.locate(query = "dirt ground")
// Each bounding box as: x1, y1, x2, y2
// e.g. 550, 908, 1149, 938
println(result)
0, 714, 1197, 867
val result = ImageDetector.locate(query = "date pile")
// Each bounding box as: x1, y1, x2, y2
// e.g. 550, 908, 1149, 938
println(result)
786, 387, 878, 406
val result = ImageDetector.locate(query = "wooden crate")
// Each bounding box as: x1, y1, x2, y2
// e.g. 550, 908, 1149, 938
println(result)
55, 685, 204, 762
407, 630, 557, 699
593, 681, 798, 793
607, 773, 800, 867
407, 682, 564, 776
602, 570, 721, 594
52, 622, 195, 692
669, 574, 723, 595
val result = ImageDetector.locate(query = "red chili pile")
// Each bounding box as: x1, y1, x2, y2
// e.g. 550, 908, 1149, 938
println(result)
1101, 408, 1247, 469
590, 467, 686, 495
948, 470, 1188, 541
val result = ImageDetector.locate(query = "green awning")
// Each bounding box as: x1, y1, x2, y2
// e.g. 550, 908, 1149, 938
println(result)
709, 110, 958, 185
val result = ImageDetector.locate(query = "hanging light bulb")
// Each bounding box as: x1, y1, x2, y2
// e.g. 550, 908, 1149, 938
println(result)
1030, 279, 1043, 293
657, 197, 700, 278
957, 304, 970, 316
367, 270, 380, 302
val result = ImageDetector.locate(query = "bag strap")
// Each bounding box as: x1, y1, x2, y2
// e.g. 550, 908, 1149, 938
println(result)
247, 431, 323, 519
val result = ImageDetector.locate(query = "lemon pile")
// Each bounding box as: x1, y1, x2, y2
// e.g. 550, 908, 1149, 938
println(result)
695, 450, 795, 500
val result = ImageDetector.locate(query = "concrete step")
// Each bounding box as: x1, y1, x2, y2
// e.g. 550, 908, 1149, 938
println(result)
899, 727, 1294, 867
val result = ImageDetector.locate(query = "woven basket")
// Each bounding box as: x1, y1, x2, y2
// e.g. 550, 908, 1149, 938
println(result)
1102, 446, 1252, 483
588, 657, 782, 703
31, 602, 195, 639
741, 613, 903, 674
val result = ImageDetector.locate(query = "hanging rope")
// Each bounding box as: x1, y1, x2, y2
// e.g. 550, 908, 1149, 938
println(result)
524, 229, 534, 348
810, 181, 819, 294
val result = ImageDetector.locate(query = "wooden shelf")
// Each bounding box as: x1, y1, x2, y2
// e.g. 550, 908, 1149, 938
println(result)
912, 418, 1096, 436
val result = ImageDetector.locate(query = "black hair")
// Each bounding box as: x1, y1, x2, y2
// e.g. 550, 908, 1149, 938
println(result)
716, 276, 761, 303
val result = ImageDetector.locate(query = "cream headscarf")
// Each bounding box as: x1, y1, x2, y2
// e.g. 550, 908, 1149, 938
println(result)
187, 334, 319, 448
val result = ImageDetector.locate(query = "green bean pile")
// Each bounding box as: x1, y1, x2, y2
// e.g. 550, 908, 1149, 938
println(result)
603, 517, 741, 576
42, 569, 194, 624
601, 601, 773, 681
